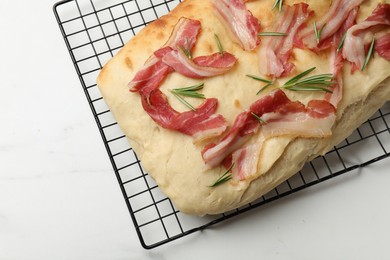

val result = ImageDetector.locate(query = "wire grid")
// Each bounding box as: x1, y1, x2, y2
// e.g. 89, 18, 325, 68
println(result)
53, 0, 390, 249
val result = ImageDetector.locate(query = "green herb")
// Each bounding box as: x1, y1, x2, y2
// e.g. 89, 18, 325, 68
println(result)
258, 32, 287, 37
362, 36, 376, 71
256, 83, 273, 95
247, 74, 274, 94
282, 67, 334, 93
209, 164, 235, 187
251, 112, 267, 124
214, 33, 224, 57
314, 21, 326, 44
272, 0, 283, 12
180, 37, 192, 59
170, 83, 205, 111
337, 32, 347, 53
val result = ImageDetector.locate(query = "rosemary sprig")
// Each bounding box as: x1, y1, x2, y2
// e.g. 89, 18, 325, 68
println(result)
247, 74, 274, 94
251, 112, 267, 124
314, 22, 326, 44
258, 32, 287, 37
170, 83, 205, 111
180, 37, 192, 59
214, 33, 224, 57
282, 67, 334, 93
337, 32, 347, 53
272, 0, 283, 12
209, 163, 235, 187
362, 36, 376, 71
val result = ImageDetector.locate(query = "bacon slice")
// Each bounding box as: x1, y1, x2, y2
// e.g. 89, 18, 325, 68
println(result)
128, 18, 201, 92
142, 90, 227, 140
202, 89, 337, 172
202, 89, 291, 168
342, 4, 390, 71
299, 0, 364, 50
258, 3, 312, 78
210, 0, 261, 51
230, 100, 336, 181
161, 50, 237, 79
375, 33, 390, 61
324, 9, 359, 107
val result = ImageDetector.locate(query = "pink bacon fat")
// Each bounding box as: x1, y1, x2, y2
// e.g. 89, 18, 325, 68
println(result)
259, 3, 312, 78
161, 50, 237, 79
342, 4, 390, 71
211, 0, 261, 51
142, 90, 228, 141
299, 0, 364, 50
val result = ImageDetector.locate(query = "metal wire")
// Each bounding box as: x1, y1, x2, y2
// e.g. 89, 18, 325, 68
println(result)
53, 0, 390, 249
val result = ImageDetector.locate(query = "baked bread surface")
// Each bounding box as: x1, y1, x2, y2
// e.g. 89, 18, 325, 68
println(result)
97, 0, 390, 215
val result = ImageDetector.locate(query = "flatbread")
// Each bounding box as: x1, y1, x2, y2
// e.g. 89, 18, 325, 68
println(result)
97, 0, 390, 215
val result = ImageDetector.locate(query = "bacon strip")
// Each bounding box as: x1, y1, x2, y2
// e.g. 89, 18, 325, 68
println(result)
161, 50, 237, 79
230, 100, 336, 181
128, 18, 229, 139
202, 89, 290, 168
299, 0, 364, 50
342, 4, 390, 71
142, 90, 227, 140
211, 0, 261, 51
375, 33, 390, 61
129, 18, 201, 92
258, 3, 312, 78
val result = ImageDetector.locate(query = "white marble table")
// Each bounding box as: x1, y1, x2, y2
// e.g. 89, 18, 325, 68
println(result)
1, 0, 390, 259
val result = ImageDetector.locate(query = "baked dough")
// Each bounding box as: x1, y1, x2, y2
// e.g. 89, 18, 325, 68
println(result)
97, 0, 390, 215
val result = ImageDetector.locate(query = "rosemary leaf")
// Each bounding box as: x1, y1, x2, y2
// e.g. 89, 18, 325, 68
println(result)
246, 74, 273, 84
170, 83, 206, 111
337, 32, 347, 53
251, 112, 267, 124
314, 22, 326, 44
180, 37, 192, 59
209, 164, 235, 188
272, 0, 283, 12
256, 82, 273, 95
258, 32, 287, 37
362, 36, 376, 71
282, 67, 334, 93
214, 33, 224, 57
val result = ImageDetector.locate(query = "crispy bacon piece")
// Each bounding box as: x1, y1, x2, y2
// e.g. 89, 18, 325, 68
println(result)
161, 50, 237, 79
142, 90, 227, 140
375, 33, 390, 61
210, 0, 261, 51
258, 3, 312, 78
342, 4, 390, 71
299, 0, 364, 50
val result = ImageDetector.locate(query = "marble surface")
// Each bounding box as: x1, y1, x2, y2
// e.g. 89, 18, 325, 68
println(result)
1, 0, 390, 259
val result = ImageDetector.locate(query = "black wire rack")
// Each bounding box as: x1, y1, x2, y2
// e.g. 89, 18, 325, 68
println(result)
53, 0, 390, 249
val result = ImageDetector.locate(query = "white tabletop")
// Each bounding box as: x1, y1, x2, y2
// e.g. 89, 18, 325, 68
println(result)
1, 0, 390, 259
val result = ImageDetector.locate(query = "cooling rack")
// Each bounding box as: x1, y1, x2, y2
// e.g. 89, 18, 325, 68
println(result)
53, 0, 390, 249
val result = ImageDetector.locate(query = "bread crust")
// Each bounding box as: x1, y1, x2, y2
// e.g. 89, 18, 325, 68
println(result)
97, 0, 390, 215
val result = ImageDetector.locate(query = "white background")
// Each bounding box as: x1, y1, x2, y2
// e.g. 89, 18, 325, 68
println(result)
1, 0, 390, 259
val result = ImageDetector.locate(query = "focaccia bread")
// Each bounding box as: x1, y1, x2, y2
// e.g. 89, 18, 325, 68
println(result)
97, 0, 390, 215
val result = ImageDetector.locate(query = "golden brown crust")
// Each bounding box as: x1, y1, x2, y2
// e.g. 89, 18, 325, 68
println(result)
97, 0, 390, 215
